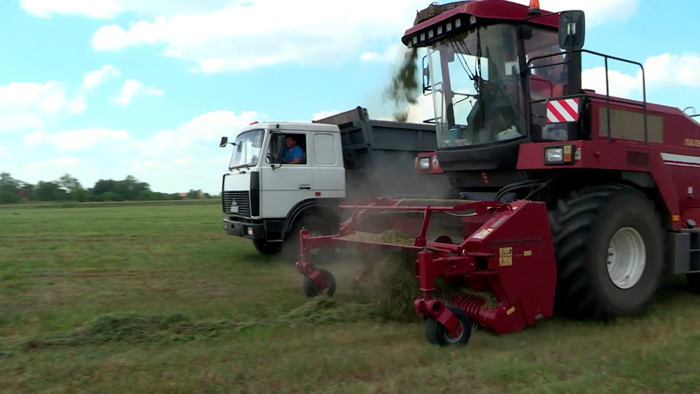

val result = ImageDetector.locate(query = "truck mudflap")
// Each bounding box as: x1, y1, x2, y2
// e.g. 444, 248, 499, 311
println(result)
294, 199, 558, 347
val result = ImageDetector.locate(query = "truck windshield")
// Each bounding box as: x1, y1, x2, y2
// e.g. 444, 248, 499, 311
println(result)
428, 24, 525, 149
229, 129, 264, 169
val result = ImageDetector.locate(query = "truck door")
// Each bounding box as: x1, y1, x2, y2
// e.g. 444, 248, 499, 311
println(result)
261, 131, 315, 219
310, 132, 345, 199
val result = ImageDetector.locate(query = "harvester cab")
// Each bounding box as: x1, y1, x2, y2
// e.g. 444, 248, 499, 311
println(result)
407, 0, 587, 197
294, 0, 700, 348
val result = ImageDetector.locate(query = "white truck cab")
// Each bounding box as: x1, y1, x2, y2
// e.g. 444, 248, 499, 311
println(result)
219, 107, 441, 261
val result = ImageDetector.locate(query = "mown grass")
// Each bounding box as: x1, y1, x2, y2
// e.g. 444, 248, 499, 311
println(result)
1, 204, 700, 393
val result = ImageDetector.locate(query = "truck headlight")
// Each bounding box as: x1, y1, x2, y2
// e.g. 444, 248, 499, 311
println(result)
418, 157, 430, 171
545, 145, 576, 165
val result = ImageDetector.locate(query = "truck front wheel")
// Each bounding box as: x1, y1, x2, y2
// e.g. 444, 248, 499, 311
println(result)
253, 239, 282, 255
548, 184, 665, 320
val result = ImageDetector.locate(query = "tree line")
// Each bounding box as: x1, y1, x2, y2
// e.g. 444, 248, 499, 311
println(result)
0, 172, 212, 204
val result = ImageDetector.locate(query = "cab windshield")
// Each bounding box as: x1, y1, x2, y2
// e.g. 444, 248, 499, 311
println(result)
428, 24, 525, 149
229, 129, 264, 169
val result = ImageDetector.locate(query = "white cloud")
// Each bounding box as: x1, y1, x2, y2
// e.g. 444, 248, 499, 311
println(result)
67, 64, 124, 113
124, 109, 263, 192
0, 81, 68, 132
19, 0, 233, 19
83, 0, 431, 73
509, 0, 639, 27
76, 0, 638, 73
25, 157, 80, 169
113, 79, 163, 106
7, 109, 261, 193
0, 65, 126, 130
582, 52, 700, 99
24, 128, 132, 152
133, 110, 259, 157
82, 65, 122, 89
0, 146, 5, 156
360, 45, 403, 63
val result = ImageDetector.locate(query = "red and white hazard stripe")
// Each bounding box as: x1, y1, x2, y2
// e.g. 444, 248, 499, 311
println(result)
546, 98, 580, 123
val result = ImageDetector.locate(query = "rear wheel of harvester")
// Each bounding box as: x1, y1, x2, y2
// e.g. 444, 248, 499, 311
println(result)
548, 184, 665, 320
424, 305, 472, 347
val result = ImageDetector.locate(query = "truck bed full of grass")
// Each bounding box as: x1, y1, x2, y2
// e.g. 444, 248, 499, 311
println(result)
1, 204, 700, 393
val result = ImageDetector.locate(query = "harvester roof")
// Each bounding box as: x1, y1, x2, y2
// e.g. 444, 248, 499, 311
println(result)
402, 0, 559, 47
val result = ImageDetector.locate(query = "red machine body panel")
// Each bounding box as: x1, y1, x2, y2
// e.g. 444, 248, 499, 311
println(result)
517, 93, 700, 230
403, 0, 558, 44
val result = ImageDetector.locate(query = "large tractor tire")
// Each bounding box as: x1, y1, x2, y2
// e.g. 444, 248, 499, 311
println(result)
548, 184, 665, 320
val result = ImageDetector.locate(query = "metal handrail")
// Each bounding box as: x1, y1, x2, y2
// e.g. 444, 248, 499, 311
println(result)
526, 49, 649, 144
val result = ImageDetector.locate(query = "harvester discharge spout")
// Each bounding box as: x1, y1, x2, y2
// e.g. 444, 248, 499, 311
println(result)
294, 198, 558, 347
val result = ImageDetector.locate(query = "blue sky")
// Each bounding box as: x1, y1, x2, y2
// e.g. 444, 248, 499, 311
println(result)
0, 0, 698, 194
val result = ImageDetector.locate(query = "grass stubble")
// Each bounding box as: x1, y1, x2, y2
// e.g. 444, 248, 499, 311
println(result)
1, 203, 700, 393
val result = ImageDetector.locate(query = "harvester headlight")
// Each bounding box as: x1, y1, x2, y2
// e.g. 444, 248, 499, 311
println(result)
419, 157, 431, 171
545, 145, 576, 165
545, 147, 563, 163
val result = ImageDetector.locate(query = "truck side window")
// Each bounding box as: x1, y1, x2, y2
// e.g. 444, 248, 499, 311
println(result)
269, 133, 307, 165
314, 133, 336, 165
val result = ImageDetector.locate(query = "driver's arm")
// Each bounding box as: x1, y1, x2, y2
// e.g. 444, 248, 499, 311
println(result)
290, 147, 302, 164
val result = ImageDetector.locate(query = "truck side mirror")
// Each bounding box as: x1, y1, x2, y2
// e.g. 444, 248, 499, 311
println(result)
219, 136, 228, 148
558, 10, 585, 51
422, 54, 431, 94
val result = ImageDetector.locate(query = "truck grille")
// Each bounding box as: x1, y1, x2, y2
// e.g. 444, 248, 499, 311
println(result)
222, 191, 251, 217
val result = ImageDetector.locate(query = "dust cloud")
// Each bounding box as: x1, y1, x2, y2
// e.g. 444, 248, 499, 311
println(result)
381, 1, 469, 123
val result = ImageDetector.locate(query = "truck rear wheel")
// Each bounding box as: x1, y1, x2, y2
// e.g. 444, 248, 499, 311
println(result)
282, 214, 337, 264
548, 184, 665, 320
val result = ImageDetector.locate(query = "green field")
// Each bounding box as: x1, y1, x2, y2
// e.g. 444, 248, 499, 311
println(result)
1, 201, 700, 393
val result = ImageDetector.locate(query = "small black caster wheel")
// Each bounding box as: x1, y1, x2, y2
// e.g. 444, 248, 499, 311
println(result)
303, 268, 336, 298
424, 305, 472, 347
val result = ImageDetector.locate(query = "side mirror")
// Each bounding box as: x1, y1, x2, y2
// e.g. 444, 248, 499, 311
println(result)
558, 10, 586, 51
422, 54, 431, 94
219, 136, 228, 148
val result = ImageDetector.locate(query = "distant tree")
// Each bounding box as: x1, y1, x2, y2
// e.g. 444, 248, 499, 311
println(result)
58, 174, 82, 193
93, 179, 118, 196
0, 170, 203, 204
0, 172, 21, 204
72, 187, 87, 202
187, 189, 201, 199
35, 181, 65, 201
0, 172, 17, 188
